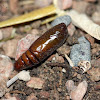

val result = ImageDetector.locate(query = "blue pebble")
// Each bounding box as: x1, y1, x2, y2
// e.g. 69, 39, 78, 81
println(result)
51, 15, 71, 27
70, 36, 91, 67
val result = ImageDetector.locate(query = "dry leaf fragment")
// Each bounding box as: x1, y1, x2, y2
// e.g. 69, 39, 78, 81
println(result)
67, 10, 100, 40
0, 5, 56, 28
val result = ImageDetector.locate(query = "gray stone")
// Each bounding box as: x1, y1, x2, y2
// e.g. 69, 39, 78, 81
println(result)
51, 15, 71, 26
70, 36, 91, 67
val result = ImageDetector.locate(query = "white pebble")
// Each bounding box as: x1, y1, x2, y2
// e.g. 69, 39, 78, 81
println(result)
18, 70, 30, 81
62, 68, 66, 73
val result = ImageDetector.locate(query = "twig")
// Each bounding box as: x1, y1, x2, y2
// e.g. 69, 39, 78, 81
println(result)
46, 62, 67, 68
64, 54, 74, 67
59, 67, 63, 86
10, 90, 26, 95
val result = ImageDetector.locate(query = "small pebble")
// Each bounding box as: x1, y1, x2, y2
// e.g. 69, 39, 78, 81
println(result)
39, 91, 50, 99
66, 80, 88, 100
0, 54, 13, 79
34, 0, 52, 8
92, 12, 100, 23
87, 67, 100, 81
67, 23, 76, 36
62, 68, 66, 73
51, 15, 71, 27
94, 84, 100, 90
66, 80, 76, 93
26, 93, 37, 100
0, 55, 13, 97
70, 81, 88, 100
2, 39, 19, 58
4, 93, 11, 99
55, 53, 64, 63
0, 80, 7, 97
9, 0, 18, 14
57, 0, 72, 10
70, 36, 91, 67
18, 70, 30, 81
85, 34, 95, 46
31, 29, 39, 36
91, 59, 100, 67
26, 77, 44, 89
48, 53, 64, 63
77, 74, 82, 80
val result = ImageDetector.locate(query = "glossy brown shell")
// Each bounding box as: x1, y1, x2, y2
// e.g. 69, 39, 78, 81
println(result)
14, 23, 68, 71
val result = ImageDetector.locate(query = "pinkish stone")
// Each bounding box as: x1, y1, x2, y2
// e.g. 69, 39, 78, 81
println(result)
0, 54, 13, 79
26, 93, 37, 100
70, 81, 88, 100
66, 80, 76, 92
3, 39, 19, 58
84, 0, 96, 2
39, 91, 50, 99
67, 23, 76, 36
15, 34, 39, 60
34, 0, 52, 8
58, 0, 72, 10
3, 97, 19, 100
0, 55, 13, 97
26, 77, 44, 89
